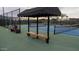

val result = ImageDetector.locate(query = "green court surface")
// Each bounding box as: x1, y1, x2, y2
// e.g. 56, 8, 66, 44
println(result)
0, 26, 79, 51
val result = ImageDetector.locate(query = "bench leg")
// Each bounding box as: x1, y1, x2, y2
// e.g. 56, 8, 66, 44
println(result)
46, 38, 49, 44
36, 35, 38, 39
27, 33, 30, 36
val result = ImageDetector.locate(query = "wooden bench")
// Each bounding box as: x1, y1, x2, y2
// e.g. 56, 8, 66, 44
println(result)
27, 32, 48, 43
38, 34, 48, 42
27, 32, 37, 39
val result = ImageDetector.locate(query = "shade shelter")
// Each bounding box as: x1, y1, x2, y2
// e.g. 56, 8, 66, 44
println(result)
18, 7, 61, 44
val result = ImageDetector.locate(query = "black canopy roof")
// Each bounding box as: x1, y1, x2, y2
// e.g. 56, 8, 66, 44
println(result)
18, 7, 61, 17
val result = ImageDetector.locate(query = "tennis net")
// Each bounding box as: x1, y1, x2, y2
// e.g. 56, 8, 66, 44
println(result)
54, 24, 79, 34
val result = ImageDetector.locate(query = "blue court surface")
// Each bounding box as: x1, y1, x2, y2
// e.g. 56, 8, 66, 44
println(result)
21, 25, 79, 36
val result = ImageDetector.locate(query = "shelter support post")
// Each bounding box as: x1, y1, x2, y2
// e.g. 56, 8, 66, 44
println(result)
36, 17, 39, 39
46, 16, 50, 44
28, 17, 30, 32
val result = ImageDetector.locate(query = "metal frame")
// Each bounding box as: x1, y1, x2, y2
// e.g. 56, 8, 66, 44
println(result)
27, 16, 50, 44
3, 8, 21, 33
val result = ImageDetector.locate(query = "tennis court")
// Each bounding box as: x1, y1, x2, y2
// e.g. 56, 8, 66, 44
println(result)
22, 24, 79, 51
22, 24, 79, 36
0, 24, 79, 51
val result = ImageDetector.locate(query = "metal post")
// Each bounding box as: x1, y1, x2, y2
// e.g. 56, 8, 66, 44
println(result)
54, 24, 56, 35
53, 16, 57, 35
28, 17, 30, 32
6, 13, 8, 28
46, 16, 50, 44
11, 11, 13, 25
3, 7, 5, 26
37, 17, 39, 39
19, 8, 21, 32
6, 13, 10, 26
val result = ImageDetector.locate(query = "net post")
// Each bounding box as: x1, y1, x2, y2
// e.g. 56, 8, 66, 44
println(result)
46, 16, 50, 44
54, 16, 56, 35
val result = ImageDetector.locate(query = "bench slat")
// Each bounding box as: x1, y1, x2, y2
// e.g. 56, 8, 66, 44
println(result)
27, 32, 37, 39
27, 32, 48, 43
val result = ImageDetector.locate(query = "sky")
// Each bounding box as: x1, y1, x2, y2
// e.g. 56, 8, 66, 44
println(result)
0, 7, 32, 16
59, 7, 79, 18
0, 7, 79, 18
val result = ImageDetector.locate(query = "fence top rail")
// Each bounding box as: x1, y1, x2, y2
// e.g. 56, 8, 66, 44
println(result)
3, 8, 20, 15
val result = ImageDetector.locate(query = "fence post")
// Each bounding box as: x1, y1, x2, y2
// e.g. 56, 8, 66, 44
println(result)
19, 8, 21, 32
